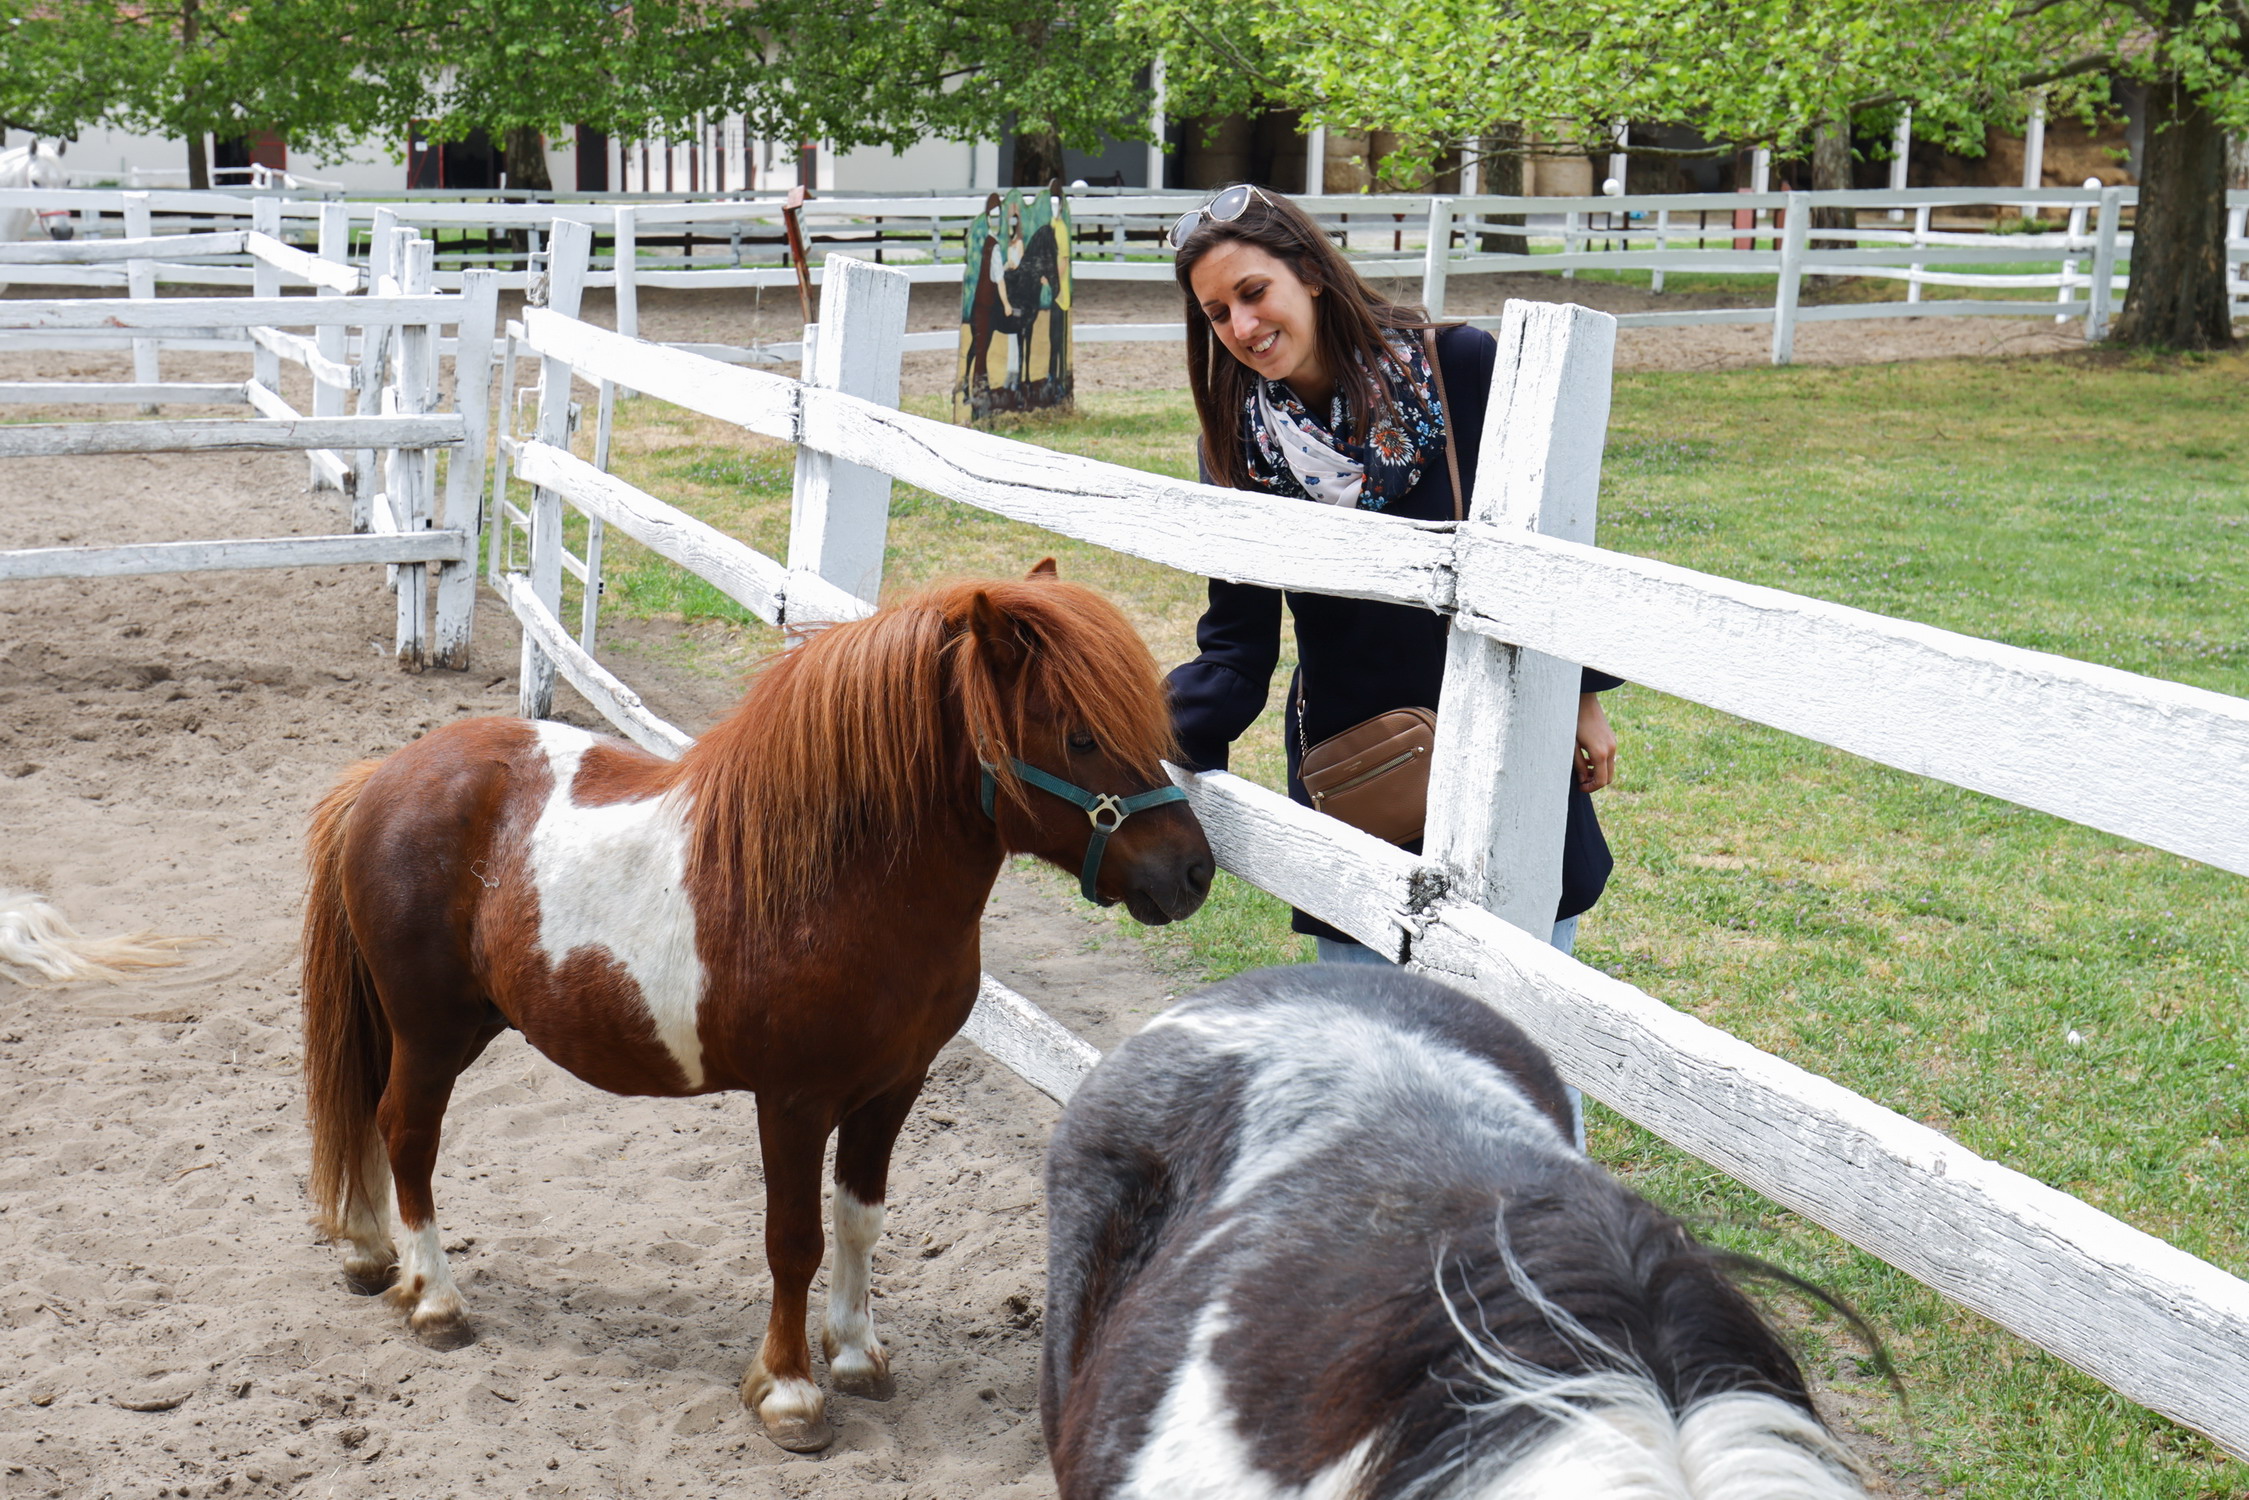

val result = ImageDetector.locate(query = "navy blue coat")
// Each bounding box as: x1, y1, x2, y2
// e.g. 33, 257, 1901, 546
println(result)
1167, 323, 1621, 942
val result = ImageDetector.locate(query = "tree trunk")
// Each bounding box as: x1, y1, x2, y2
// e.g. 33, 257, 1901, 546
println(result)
1809, 115, 1854, 243
1012, 127, 1064, 189
2110, 69, 2236, 350
1477, 126, 1528, 256
182, 0, 208, 191
502, 128, 553, 193
187, 134, 209, 192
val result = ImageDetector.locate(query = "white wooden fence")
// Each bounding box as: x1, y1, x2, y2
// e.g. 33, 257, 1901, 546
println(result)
494, 214, 2249, 1461
0, 219, 499, 670
8, 185, 2240, 369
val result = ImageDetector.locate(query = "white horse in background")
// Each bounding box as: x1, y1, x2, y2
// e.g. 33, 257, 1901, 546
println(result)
0, 139, 74, 243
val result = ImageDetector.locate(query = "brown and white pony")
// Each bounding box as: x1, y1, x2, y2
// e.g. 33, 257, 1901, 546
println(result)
300, 567, 1210, 1452
1042, 966, 1875, 1500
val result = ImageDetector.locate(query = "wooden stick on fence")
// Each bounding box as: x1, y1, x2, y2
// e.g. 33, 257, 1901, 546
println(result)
1770, 190, 1809, 365
392, 237, 438, 671
519, 218, 595, 719
1422, 300, 1615, 940
1421, 197, 1453, 320
312, 202, 350, 492
2086, 186, 2123, 342
786, 253, 910, 616
250, 199, 282, 395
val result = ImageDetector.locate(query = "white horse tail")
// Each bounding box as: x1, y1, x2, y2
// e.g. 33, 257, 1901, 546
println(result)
0, 890, 203, 986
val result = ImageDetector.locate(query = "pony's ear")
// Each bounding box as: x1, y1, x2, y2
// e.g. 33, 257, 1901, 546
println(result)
1026, 557, 1059, 580
965, 589, 1027, 671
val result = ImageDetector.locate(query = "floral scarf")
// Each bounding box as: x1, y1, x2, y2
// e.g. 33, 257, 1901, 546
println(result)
1241, 332, 1445, 511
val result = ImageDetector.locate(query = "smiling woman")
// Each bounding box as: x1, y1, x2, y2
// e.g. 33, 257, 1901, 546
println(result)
1165, 189, 1623, 1111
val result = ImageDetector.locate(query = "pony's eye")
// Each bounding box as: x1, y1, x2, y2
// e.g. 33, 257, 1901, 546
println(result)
1068, 731, 1098, 755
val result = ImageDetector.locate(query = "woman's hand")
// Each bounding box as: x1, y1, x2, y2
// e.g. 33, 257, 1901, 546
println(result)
1575, 693, 1617, 793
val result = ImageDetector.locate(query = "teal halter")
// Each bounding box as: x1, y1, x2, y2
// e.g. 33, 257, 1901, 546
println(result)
979, 758, 1189, 905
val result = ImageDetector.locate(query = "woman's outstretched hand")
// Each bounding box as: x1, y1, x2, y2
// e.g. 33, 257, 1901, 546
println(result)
1575, 693, 1617, 793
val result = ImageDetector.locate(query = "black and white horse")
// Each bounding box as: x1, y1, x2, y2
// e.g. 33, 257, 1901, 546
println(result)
1041, 966, 1870, 1500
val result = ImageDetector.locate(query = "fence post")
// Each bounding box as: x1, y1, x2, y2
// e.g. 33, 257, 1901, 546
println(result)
121, 193, 158, 409
435, 269, 500, 670
312, 202, 350, 491
251, 198, 282, 393
519, 218, 594, 719
787, 253, 911, 614
1908, 203, 1930, 306
1560, 210, 1580, 279
2086, 186, 2122, 342
391, 237, 437, 671
1421, 197, 1454, 319
349, 208, 401, 530
1770, 191, 1809, 366
1423, 299, 1616, 938
613, 206, 639, 343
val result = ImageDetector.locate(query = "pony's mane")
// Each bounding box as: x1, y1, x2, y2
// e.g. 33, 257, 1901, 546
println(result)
674, 574, 1174, 930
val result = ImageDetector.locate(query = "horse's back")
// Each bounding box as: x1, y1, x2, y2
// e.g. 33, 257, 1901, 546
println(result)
1042, 967, 1863, 1500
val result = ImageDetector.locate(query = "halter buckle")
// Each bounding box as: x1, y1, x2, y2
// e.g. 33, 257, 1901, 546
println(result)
1086, 794, 1126, 833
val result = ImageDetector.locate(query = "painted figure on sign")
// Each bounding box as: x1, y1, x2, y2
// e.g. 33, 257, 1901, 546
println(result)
956, 183, 1073, 424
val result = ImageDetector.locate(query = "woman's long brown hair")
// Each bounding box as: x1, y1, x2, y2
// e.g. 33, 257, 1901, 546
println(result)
1174, 186, 1432, 489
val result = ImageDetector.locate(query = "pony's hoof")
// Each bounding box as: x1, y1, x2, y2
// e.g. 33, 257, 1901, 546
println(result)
410, 1312, 475, 1351
830, 1351, 894, 1401
342, 1262, 397, 1296
743, 1373, 833, 1452
760, 1410, 836, 1453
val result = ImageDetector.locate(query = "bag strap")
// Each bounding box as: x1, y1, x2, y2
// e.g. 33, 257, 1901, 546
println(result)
1422, 327, 1464, 523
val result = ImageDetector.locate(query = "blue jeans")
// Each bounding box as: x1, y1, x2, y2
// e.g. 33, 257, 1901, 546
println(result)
1315, 916, 1588, 1151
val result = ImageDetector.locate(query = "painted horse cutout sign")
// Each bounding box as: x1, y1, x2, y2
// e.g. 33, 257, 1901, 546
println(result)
956, 183, 1074, 425
298, 565, 1211, 1453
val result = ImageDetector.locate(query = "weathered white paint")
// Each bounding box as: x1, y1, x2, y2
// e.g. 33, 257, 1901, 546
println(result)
518, 306, 796, 441
789, 254, 911, 607
527, 721, 707, 1090
963, 976, 1104, 1104
2086, 187, 2123, 341
0, 294, 464, 331
520, 220, 594, 720
312, 203, 351, 494
121, 194, 159, 399
1425, 301, 1613, 934
251, 200, 283, 393
514, 439, 787, 623
242, 380, 350, 490
1165, 767, 1436, 963
245, 228, 361, 293
0, 381, 244, 404
435, 270, 500, 670
1406, 898, 2249, 1461
503, 575, 693, 758
248, 324, 354, 391
389, 238, 439, 670
0, 530, 472, 584
1450, 526, 2249, 881
1421, 198, 1453, 321
1770, 192, 1809, 365
796, 387, 1454, 609
0, 230, 248, 264
0, 415, 463, 457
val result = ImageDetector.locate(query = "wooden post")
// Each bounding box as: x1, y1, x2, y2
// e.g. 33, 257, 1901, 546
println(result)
612, 205, 639, 399
2060, 188, 2093, 324
1560, 210, 1580, 279
1907, 202, 1931, 306
1423, 300, 1616, 938
488, 325, 521, 589
2086, 186, 2122, 342
251, 198, 282, 394
1770, 191, 1809, 365
1651, 208, 1669, 293
787, 253, 910, 614
520, 218, 594, 719
1421, 197, 1453, 320
312, 202, 350, 491
121, 194, 158, 409
1888, 108, 1912, 222
350, 208, 400, 530
390, 237, 437, 671
1304, 121, 1324, 197
435, 269, 499, 669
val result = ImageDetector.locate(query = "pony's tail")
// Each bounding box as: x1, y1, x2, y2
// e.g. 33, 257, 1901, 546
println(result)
0, 890, 203, 987
302, 762, 389, 1241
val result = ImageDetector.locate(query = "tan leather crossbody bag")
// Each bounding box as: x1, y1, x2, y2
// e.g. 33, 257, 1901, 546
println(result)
1295, 329, 1461, 846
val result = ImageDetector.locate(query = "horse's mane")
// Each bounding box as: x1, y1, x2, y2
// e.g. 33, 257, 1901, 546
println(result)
673, 574, 1174, 931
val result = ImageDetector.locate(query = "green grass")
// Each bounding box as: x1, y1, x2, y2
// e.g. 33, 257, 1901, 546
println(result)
575, 349, 2249, 1498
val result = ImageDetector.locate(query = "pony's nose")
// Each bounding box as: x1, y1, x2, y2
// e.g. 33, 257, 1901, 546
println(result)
1184, 857, 1213, 904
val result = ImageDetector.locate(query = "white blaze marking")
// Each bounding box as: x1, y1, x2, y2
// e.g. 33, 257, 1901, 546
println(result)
527, 721, 706, 1089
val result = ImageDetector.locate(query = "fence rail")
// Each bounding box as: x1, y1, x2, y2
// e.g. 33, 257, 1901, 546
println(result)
489, 219, 2249, 1459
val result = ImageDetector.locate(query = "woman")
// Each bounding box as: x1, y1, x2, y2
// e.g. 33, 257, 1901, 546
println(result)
1166, 184, 1623, 973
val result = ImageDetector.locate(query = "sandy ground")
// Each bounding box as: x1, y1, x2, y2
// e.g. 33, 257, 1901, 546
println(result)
0, 293, 1968, 1497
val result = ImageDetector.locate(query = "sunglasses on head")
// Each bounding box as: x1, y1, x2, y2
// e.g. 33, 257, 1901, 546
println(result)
1167, 183, 1279, 251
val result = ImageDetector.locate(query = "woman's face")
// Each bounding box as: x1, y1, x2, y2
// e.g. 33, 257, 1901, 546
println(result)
1189, 241, 1326, 398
